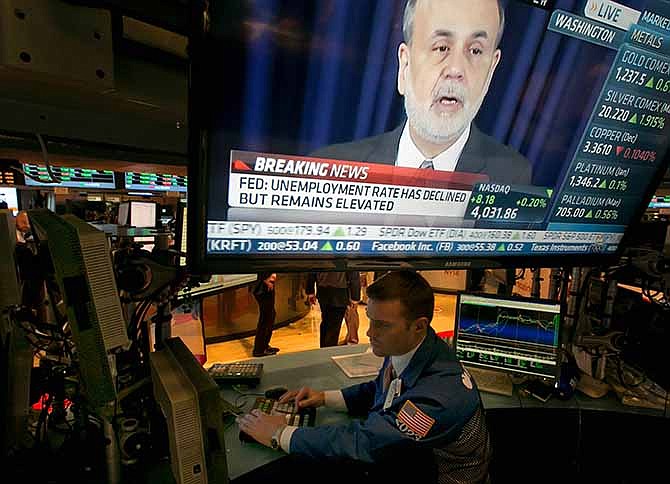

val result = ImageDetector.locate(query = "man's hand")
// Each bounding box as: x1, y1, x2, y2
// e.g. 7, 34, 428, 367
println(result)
278, 386, 325, 409
236, 410, 287, 448
308, 294, 317, 306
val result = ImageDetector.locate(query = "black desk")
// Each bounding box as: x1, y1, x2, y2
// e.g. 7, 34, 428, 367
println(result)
221, 345, 669, 483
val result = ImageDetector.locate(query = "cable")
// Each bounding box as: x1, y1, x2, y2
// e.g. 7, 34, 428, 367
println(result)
35, 133, 61, 183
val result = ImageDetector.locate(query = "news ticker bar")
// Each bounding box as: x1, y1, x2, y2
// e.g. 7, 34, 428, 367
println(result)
206, 239, 620, 255
206, 221, 623, 255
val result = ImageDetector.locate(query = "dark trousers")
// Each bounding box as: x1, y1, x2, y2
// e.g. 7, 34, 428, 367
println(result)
319, 304, 347, 348
253, 298, 275, 354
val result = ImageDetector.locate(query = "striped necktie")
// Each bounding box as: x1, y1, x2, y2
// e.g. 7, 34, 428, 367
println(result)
419, 159, 434, 169
383, 362, 395, 393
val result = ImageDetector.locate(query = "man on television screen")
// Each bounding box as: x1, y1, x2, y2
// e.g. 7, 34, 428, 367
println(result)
313, 0, 531, 185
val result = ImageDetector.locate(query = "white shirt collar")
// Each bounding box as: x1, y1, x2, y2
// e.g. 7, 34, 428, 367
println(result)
396, 122, 471, 171
391, 335, 426, 378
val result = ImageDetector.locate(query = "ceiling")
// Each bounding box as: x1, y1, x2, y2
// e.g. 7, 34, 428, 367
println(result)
0, 0, 189, 174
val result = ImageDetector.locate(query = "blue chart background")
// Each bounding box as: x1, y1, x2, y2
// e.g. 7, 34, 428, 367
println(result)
458, 309, 557, 347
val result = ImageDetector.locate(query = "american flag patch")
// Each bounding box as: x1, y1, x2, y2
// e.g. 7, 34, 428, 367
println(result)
397, 400, 435, 439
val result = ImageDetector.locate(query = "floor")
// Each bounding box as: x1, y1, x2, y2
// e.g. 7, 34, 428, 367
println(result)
205, 293, 457, 365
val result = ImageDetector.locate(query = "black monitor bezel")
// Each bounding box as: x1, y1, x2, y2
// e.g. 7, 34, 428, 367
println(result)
186, 0, 669, 276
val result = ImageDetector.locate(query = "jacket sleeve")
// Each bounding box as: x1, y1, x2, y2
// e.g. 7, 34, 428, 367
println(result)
340, 379, 377, 416
289, 374, 479, 462
347, 271, 361, 301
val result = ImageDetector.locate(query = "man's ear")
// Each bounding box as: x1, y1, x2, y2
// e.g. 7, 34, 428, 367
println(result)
397, 42, 410, 96
481, 48, 502, 97
413, 317, 429, 333
492, 49, 501, 73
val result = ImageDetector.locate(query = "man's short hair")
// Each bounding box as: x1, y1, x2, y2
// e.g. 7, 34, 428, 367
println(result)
366, 271, 434, 324
402, 0, 506, 48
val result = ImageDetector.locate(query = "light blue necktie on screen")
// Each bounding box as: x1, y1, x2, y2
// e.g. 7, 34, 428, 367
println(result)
419, 159, 434, 169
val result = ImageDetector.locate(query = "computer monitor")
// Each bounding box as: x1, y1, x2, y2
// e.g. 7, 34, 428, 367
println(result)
188, 0, 670, 274
455, 293, 562, 380
118, 201, 158, 228
149, 337, 229, 484
0, 188, 19, 215
28, 210, 130, 407
23, 164, 116, 190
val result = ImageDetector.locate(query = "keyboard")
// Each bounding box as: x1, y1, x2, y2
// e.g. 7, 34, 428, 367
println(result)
465, 366, 514, 397
239, 397, 316, 443
208, 362, 263, 387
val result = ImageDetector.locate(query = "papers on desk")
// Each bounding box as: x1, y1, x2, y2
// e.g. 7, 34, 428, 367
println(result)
331, 350, 384, 378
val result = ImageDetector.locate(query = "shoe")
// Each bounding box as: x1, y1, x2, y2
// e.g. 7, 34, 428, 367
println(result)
252, 349, 277, 357
266, 346, 280, 354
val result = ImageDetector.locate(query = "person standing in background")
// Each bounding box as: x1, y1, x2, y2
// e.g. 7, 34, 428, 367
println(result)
15, 211, 31, 243
343, 293, 360, 345
252, 272, 280, 357
307, 272, 360, 348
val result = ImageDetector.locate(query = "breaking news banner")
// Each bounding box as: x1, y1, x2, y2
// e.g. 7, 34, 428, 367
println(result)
226, 150, 553, 227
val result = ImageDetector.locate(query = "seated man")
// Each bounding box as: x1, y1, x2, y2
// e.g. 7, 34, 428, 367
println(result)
237, 271, 491, 484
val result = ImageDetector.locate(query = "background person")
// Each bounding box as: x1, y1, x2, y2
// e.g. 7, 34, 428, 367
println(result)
252, 272, 280, 357
306, 271, 361, 348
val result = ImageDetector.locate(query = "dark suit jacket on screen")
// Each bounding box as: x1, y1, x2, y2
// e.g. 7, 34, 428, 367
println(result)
311, 123, 532, 185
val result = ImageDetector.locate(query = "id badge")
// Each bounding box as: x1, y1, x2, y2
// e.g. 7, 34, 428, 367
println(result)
383, 378, 402, 411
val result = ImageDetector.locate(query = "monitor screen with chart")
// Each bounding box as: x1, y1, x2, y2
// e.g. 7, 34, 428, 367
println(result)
455, 293, 562, 380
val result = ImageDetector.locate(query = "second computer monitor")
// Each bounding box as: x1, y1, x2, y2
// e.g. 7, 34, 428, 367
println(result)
455, 293, 561, 380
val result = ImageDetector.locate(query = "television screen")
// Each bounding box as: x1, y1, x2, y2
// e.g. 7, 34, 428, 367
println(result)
188, 0, 670, 273
0, 187, 19, 215
125, 172, 188, 193
23, 164, 116, 189
648, 194, 670, 207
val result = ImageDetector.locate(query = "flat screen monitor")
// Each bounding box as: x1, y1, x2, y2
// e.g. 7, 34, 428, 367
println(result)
125, 172, 188, 193
455, 293, 561, 380
188, 0, 670, 273
0, 187, 19, 215
23, 164, 116, 189
28, 210, 130, 407
132, 202, 157, 228
119, 201, 158, 228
